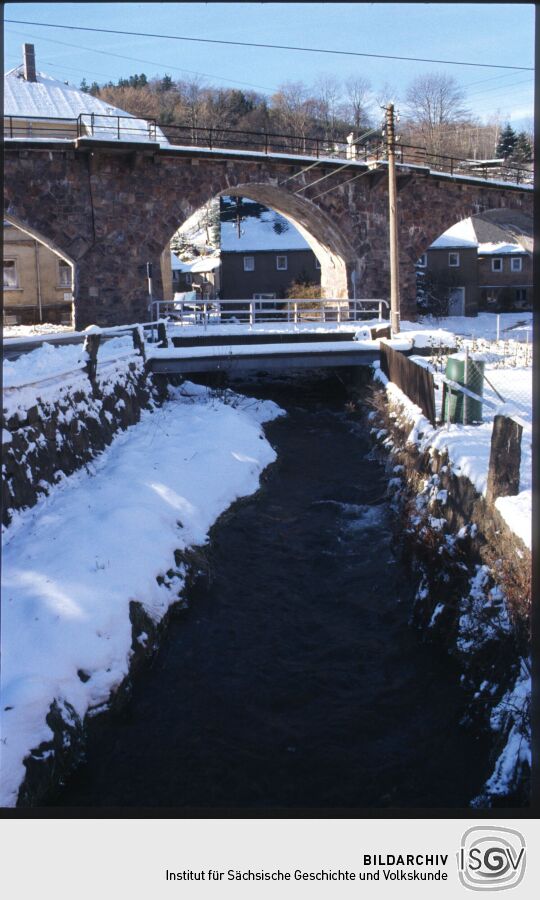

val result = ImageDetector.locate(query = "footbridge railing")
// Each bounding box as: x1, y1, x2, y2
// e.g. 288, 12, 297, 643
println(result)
152, 297, 389, 327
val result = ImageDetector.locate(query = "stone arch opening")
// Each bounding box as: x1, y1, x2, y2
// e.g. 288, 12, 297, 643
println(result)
3, 214, 76, 327
161, 182, 359, 305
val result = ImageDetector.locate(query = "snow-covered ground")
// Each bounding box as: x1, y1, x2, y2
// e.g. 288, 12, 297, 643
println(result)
3, 323, 73, 339
0, 382, 283, 807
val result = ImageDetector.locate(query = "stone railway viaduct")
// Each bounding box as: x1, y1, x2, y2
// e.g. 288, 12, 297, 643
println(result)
4, 138, 533, 329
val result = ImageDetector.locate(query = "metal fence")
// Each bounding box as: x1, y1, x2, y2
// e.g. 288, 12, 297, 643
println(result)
152, 297, 389, 326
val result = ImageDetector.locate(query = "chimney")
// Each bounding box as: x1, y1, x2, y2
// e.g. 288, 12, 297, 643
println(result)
23, 43, 37, 82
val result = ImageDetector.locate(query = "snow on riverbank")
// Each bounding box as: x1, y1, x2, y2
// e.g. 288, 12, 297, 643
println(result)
0, 383, 284, 807
374, 362, 532, 550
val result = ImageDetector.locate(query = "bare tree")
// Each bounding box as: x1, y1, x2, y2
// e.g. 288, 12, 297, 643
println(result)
270, 81, 317, 146
344, 75, 373, 132
313, 74, 345, 141
404, 72, 469, 155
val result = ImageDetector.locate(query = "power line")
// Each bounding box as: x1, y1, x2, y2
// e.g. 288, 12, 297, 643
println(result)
5, 18, 534, 71
280, 127, 380, 187
4, 26, 278, 94
311, 164, 383, 201
293, 131, 381, 196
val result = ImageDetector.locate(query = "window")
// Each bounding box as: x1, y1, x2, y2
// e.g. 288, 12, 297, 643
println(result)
511, 257, 522, 272
448, 252, 460, 267
276, 255, 288, 271
58, 259, 71, 287
3, 259, 18, 288
515, 289, 527, 303
253, 293, 277, 311
491, 258, 503, 272
243, 256, 255, 272
417, 253, 427, 267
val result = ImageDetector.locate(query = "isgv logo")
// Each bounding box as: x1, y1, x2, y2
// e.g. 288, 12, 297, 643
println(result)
458, 827, 526, 891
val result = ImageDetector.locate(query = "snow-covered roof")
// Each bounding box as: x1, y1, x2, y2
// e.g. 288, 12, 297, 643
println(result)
430, 213, 531, 255
477, 242, 525, 256
4, 65, 167, 143
429, 218, 479, 250
221, 200, 311, 252
171, 253, 221, 273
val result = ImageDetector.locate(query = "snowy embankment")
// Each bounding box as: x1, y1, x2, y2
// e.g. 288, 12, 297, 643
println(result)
0, 383, 283, 807
375, 314, 533, 550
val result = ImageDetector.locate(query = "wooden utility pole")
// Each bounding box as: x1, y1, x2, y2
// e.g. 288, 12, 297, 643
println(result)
385, 103, 401, 335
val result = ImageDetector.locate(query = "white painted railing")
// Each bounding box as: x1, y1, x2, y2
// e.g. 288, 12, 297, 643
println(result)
151, 297, 389, 326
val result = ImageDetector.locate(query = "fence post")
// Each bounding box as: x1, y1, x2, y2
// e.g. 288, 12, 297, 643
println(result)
83, 333, 101, 385
249, 301, 255, 326
132, 326, 146, 360
294, 302, 298, 324
486, 415, 523, 504
157, 321, 168, 348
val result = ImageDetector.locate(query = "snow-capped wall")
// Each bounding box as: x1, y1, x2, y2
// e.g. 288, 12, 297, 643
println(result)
2, 356, 160, 528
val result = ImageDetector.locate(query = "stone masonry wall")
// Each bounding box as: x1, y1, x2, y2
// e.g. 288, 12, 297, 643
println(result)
2, 359, 164, 527
4, 145, 532, 328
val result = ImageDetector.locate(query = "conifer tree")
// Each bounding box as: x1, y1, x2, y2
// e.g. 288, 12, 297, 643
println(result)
496, 123, 517, 159
511, 131, 532, 164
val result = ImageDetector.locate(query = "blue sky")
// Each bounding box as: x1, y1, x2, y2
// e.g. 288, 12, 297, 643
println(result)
4, 2, 535, 129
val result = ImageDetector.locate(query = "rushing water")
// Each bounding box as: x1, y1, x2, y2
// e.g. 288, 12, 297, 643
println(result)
52, 373, 489, 809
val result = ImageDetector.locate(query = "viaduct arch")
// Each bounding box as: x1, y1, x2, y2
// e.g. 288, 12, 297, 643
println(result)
4, 143, 532, 329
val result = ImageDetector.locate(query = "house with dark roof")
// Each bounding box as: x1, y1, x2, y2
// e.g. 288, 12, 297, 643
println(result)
417, 211, 533, 316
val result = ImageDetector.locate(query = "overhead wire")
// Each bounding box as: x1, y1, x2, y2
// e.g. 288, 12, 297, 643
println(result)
5, 18, 534, 71
293, 127, 382, 194
310, 164, 384, 201
4, 26, 278, 93
279, 126, 380, 187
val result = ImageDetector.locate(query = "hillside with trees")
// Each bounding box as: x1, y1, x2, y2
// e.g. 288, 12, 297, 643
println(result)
82, 70, 532, 164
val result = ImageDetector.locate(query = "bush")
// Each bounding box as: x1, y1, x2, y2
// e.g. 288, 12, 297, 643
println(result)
286, 281, 322, 299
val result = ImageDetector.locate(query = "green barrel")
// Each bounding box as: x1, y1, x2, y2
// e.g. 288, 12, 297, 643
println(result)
443, 354, 485, 424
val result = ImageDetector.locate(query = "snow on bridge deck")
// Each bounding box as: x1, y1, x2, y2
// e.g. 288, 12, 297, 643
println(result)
146, 338, 381, 374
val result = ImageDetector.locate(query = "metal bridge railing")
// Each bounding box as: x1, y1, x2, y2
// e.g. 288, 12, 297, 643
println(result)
151, 297, 389, 327
3, 113, 532, 185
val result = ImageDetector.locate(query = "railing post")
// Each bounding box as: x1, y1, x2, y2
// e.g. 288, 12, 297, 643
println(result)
91, 112, 95, 136
264, 132, 269, 154
117, 116, 121, 140
208, 128, 213, 150
249, 301, 255, 326
316, 138, 320, 158
337, 304, 341, 323
10, 116, 13, 138
294, 302, 298, 324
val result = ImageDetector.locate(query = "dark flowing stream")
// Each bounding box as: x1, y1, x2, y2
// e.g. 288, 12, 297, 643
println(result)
51, 373, 489, 809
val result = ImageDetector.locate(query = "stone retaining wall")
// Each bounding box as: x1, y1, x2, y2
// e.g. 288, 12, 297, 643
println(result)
2, 360, 164, 527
